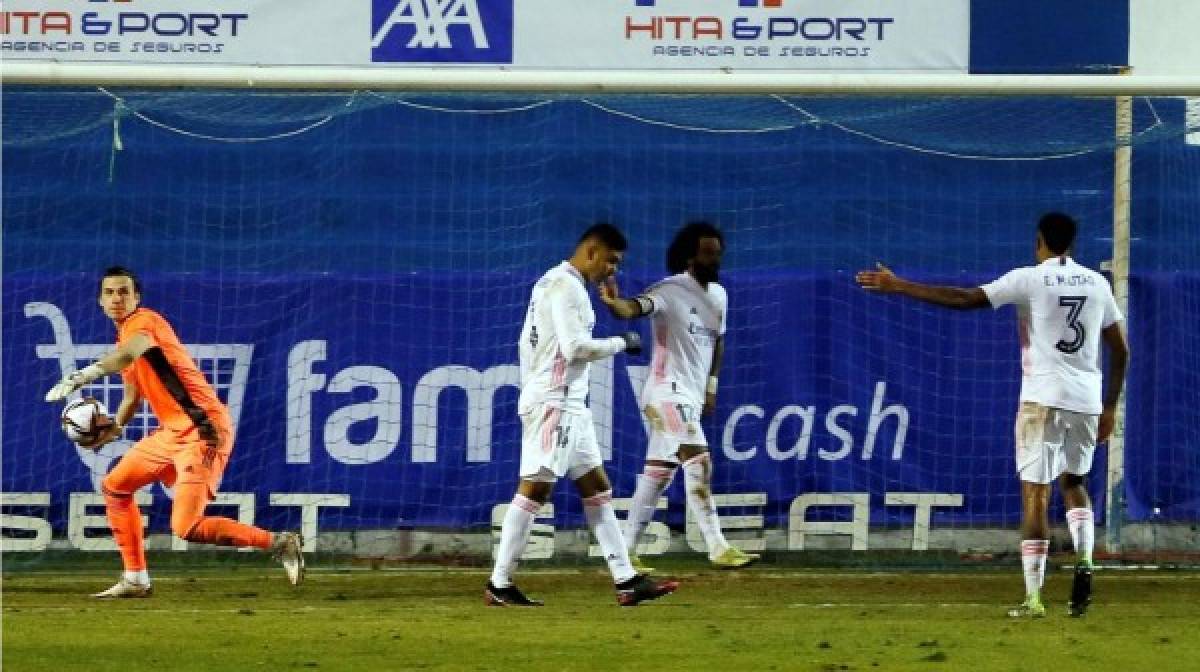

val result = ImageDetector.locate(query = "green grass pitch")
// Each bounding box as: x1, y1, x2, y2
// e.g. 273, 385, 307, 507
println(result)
4, 565, 1198, 671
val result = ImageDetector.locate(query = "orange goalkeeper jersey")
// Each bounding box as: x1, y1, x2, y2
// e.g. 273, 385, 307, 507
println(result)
116, 308, 229, 435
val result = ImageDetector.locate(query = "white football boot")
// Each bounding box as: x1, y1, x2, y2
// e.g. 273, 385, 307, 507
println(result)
272, 531, 305, 586
92, 578, 153, 599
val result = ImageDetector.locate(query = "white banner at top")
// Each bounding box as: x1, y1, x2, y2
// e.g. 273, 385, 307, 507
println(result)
521, 0, 969, 72
1, 0, 969, 72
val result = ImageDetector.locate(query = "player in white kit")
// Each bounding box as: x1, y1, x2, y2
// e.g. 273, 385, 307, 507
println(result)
601, 222, 759, 571
856, 213, 1129, 619
486, 223, 680, 607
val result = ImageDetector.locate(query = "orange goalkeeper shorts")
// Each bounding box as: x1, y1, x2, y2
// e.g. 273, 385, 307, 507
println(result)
105, 420, 233, 500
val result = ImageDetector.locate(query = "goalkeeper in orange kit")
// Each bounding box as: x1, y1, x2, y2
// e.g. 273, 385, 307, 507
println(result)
45, 266, 305, 598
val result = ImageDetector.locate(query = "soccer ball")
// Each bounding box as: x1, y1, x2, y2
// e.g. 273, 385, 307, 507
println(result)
61, 397, 110, 446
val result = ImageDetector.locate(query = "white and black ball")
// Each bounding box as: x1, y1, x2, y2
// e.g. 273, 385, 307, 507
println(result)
61, 397, 109, 445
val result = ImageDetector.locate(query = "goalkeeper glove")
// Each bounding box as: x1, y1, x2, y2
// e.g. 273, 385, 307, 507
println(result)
45, 363, 106, 402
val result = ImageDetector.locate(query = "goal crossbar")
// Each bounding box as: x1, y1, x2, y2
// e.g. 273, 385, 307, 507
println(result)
4, 63, 1200, 95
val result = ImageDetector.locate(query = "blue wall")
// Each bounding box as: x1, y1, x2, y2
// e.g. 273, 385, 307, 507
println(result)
3, 89, 1196, 535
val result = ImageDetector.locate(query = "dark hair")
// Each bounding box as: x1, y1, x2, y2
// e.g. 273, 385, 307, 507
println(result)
577, 222, 628, 251
1037, 212, 1077, 256
99, 266, 141, 295
666, 221, 724, 274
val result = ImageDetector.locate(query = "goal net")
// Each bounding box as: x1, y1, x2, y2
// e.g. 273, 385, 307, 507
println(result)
3, 88, 1197, 567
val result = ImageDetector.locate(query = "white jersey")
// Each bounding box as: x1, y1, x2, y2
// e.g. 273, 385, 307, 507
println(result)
640, 272, 728, 404
981, 257, 1123, 415
518, 262, 626, 415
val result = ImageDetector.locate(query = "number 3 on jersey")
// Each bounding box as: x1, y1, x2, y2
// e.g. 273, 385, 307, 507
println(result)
1056, 296, 1088, 354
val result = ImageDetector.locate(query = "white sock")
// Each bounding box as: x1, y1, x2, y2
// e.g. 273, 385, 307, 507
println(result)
1066, 508, 1095, 567
1020, 539, 1048, 600
583, 490, 636, 583
123, 570, 149, 585
489, 494, 539, 588
684, 453, 728, 558
622, 466, 674, 552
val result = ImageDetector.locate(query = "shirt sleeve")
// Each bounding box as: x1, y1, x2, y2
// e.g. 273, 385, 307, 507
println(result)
638, 281, 669, 318
547, 280, 625, 363
118, 311, 158, 377
980, 268, 1029, 309
123, 311, 160, 345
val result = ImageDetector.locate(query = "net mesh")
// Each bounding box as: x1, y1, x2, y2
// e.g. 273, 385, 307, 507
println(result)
3, 88, 1197, 566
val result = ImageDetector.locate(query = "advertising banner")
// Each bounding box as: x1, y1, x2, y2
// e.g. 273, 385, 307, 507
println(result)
1, 0, 969, 71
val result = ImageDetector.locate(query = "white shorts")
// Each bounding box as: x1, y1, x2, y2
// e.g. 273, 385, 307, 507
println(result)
519, 405, 603, 483
641, 395, 708, 464
1014, 402, 1097, 485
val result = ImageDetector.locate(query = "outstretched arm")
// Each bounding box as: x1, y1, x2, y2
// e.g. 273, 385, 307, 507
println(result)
599, 277, 654, 320
100, 334, 154, 372
1098, 322, 1130, 443
856, 263, 991, 310
45, 334, 153, 402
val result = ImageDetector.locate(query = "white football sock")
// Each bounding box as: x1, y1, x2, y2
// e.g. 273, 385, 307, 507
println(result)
489, 494, 539, 588
1066, 508, 1095, 567
684, 453, 728, 558
622, 465, 674, 552
123, 570, 150, 585
583, 490, 636, 583
1020, 539, 1049, 600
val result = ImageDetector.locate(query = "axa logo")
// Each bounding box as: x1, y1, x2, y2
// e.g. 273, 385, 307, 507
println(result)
635, 1, 784, 7
372, 0, 513, 64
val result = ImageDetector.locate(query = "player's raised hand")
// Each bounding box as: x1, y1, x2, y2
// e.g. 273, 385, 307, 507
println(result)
855, 262, 899, 292
45, 372, 85, 403
599, 277, 621, 306
45, 363, 105, 402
